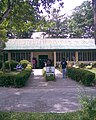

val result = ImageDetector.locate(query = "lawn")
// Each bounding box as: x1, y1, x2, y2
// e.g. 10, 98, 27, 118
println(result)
0, 111, 96, 120
5, 71, 20, 75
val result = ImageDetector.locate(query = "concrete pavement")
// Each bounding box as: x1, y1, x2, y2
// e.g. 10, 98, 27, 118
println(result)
0, 69, 96, 113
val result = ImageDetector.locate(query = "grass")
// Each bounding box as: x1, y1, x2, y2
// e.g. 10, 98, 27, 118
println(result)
0, 111, 96, 120
4, 71, 20, 75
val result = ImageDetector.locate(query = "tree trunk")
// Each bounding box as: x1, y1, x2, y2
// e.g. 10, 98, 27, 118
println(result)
92, 0, 96, 45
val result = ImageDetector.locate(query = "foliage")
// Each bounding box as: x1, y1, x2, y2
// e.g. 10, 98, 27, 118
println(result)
0, 110, 96, 120
67, 67, 95, 86
0, 64, 32, 87
4, 60, 18, 71
79, 95, 96, 120
20, 60, 30, 68
0, 60, 2, 69
68, 1, 94, 38
0, 71, 3, 75
0, 0, 64, 38
46, 74, 55, 81
42, 68, 46, 77
40, 8, 68, 38
40, 1, 94, 39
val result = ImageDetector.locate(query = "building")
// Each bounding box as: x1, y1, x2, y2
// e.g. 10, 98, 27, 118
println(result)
4, 38, 96, 68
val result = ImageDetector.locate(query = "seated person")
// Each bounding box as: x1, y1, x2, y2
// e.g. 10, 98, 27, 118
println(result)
16, 63, 23, 70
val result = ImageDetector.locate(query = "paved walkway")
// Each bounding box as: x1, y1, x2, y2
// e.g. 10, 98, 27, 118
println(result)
0, 69, 96, 113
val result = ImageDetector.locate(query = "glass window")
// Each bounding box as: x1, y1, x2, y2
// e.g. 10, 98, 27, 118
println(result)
11, 52, 16, 61
16, 53, 20, 62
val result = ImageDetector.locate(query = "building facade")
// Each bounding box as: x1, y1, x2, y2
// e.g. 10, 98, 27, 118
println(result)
4, 38, 96, 68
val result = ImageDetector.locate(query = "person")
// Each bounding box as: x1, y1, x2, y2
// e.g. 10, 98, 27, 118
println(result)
16, 63, 23, 70
61, 58, 67, 79
32, 57, 36, 69
47, 59, 51, 66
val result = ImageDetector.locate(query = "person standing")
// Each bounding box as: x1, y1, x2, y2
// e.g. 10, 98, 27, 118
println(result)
61, 58, 67, 79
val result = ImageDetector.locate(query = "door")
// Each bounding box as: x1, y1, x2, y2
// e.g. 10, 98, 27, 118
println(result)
39, 55, 48, 68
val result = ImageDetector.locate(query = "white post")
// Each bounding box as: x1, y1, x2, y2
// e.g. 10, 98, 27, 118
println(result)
75, 51, 78, 62
31, 52, 33, 65
8, 52, 11, 61
54, 51, 56, 67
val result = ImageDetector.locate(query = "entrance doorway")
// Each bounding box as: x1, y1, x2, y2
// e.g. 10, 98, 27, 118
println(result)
39, 55, 48, 68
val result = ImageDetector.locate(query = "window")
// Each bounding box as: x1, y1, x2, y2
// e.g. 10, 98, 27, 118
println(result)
78, 51, 96, 61
11, 52, 31, 62
56, 51, 75, 62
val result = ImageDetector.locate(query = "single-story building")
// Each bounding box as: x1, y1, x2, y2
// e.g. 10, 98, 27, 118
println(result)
3, 38, 96, 68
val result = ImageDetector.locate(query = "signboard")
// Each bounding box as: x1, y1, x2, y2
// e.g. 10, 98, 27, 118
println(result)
46, 66, 55, 74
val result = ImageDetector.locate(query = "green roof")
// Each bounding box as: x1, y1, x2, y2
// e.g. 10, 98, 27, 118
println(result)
4, 38, 96, 50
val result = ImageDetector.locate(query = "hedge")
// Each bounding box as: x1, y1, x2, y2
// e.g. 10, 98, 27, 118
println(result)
0, 60, 2, 69
0, 64, 32, 88
4, 60, 19, 71
20, 60, 30, 68
67, 67, 95, 86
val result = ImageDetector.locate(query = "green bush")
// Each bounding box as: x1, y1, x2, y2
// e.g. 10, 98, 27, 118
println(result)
0, 60, 3, 69
80, 95, 96, 120
46, 74, 55, 81
0, 71, 3, 75
67, 67, 95, 86
0, 74, 15, 87
0, 64, 32, 88
20, 60, 30, 68
4, 60, 19, 71
42, 68, 46, 77
4, 61, 9, 69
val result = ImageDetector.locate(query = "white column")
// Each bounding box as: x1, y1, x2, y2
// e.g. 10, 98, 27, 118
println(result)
31, 52, 33, 65
54, 51, 56, 67
8, 52, 11, 61
75, 51, 78, 62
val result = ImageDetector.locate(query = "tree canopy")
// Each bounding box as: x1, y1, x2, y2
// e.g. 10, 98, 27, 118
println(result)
40, 1, 94, 38
0, 0, 64, 39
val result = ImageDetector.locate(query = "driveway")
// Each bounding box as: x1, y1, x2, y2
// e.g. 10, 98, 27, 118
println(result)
0, 69, 96, 113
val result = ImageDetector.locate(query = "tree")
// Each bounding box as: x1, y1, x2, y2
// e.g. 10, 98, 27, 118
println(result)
38, 7, 68, 38
92, 0, 96, 44
68, 1, 94, 38
0, 0, 64, 38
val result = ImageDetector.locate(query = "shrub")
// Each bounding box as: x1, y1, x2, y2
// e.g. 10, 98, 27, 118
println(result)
0, 60, 2, 69
46, 74, 55, 81
4, 61, 10, 69
0, 71, 3, 75
20, 60, 30, 68
14, 65, 32, 87
42, 68, 46, 77
0, 64, 32, 88
4, 60, 18, 71
80, 95, 96, 120
67, 67, 95, 86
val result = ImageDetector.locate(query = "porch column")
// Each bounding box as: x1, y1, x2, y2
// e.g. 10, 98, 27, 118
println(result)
8, 52, 11, 61
31, 52, 33, 65
75, 51, 78, 62
54, 51, 56, 67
